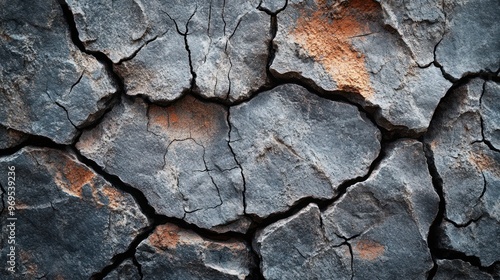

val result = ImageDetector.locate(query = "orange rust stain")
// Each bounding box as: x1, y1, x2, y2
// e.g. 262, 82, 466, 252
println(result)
149, 224, 181, 249
292, 0, 381, 97
148, 95, 223, 141
354, 239, 385, 261
100, 185, 123, 209
58, 158, 96, 198
469, 152, 500, 176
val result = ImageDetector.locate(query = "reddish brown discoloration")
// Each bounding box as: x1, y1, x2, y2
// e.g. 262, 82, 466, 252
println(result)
148, 95, 225, 141
57, 158, 96, 198
149, 224, 181, 249
292, 0, 381, 97
354, 239, 385, 261
100, 185, 123, 209
469, 151, 500, 176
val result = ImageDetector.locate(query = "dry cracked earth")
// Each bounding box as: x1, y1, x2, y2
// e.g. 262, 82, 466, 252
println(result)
0, 0, 499, 279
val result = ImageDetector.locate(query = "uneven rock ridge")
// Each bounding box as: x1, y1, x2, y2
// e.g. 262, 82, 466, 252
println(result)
0, 0, 498, 279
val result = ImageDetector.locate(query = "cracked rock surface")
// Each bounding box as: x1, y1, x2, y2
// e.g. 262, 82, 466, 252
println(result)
0, 0, 117, 144
426, 78, 500, 266
1, 0, 499, 278
0, 147, 147, 279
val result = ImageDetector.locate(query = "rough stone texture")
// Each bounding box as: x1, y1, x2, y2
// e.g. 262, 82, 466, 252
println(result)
255, 140, 438, 279
426, 79, 500, 266
254, 204, 351, 280
67, 0, 271, 103
260, 0, 287, 14
482, 81, 500, 150
136, 223, 254, 279
103, 259, 141, 280
0, 126, 27, 150
270, 0, 451, 133
0, 0, 117, 144
435, 0, 500, 79
230, 84, 381, 219
322, 139, 438, 279
77, 95, 246, 232
434, 259, 494, 280
0, 147, 148, 279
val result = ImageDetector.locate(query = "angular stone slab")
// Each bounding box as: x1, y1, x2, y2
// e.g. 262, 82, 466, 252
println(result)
77, 95, 245, 231
0, 0, 117, 144
254, 204, 351, 280
0, 126, 27, 150
0, 147, 147, 279
270, 0, 450, 132
434, 259, 494, 280
425, 78, 500, 266
136, 223, 254, 279
322, 140, 438, 279
67, 0, 271, 102
435, 0, 500, 79
229, 84, 381, 219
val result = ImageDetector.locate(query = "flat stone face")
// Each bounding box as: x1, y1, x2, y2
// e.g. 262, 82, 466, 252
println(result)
77, 95, 246, 232
229, 84, 381, 218
425, 79, 500, 266
0, 126, 27, 150
322, 140, 438, 279
136, 223, 254, 280
67, 0, 271, 103
482, 81, 500, 150
434, 259, 494, 280
435, 0, 500, 80
254, 204, 351, 280
270, 0, 451, 132
0, 147, 147, 279
0, 0, 117, 144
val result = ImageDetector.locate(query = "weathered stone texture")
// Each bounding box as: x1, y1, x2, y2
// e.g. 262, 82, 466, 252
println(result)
434, 259, 494, 280
0, 126, 27, 150
136, 223, 254, 279
0, 0, 117, 144
0, 147, 147, 279
426, 79, 500, 266
230, 84, 381, 219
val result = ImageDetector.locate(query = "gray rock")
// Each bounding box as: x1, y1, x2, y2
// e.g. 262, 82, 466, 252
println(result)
0, 0, 117, 144
67, 0, 271, 103
435, 0, 500, 79
481, 81, 500, 150
103, 259, 141, 280
0, 147, 148, 279
270, 0, 451, 133
229, 84, 381, 219
260, 0, 287, 14
425, 78, 500, 266
322, 140, 438, 279
77, 95, 246, 232
254, 204, 351, 280
434, 259, 493, 280
136, 223, 254, 279
0, 126, 27, 150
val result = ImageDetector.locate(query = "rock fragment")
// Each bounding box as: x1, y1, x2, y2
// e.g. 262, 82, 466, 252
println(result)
254, 204, 351, 280
434, 259, 494, 280
425, 79, 500, 266
435, 0, 500, 79
0, 147, 148, 279
481, 81, 500, 150
322, 140, 438, 279
259, 0, 287, 14
229, 84, 380, 219
0, 0, 117, 144
67, 0, 271, 102
77, 95, 245, 231
271, 0, 450, 132
0, 126, 27, 150
136, 223, 254, 279
103, 259, 141, 280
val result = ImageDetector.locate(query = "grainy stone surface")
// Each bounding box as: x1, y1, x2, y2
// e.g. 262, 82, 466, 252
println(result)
136, 223, 254, 279
0, 126, 27, 150
434, 259, 494, 280
103, 259, 140, 280
270, 0, 451, 132
435, 0, 500, 79
0, 147, 148, 279
229, 84, 381, 219
77, 95, 246, 232
67, 0, 271, 103
0, 0, 116, 144
426, 79, 500, 266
